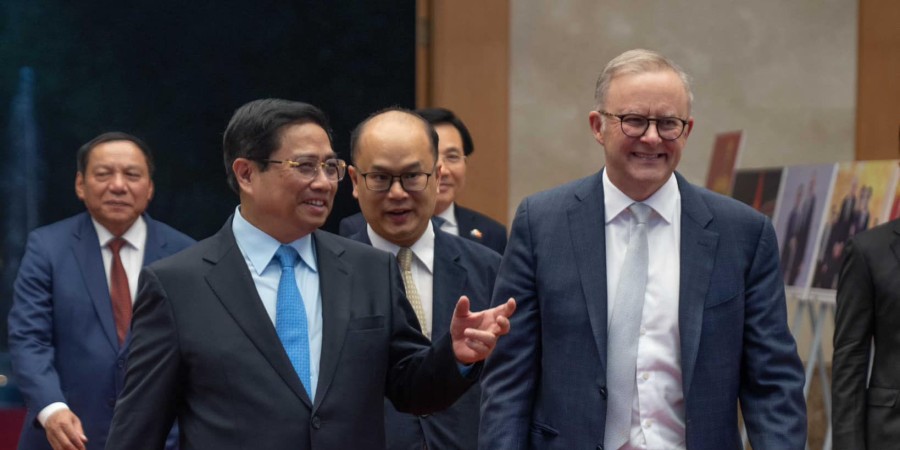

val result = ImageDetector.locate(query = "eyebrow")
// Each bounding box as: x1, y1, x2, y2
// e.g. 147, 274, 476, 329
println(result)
369, 162, 425, 172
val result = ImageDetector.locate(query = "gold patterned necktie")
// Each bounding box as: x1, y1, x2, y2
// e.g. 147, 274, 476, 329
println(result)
397, 247, 430, 339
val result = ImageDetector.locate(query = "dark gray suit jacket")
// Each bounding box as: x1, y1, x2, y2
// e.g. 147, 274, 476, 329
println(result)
479, 171, 806, 450
348, 225, 501, 450
339, 204, 507, 255
104, 219, 478, 450
833, 218, 900, 449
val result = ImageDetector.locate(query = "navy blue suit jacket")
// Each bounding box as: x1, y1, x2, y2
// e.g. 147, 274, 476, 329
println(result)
8, 212, 194, 450
348, 224, 501, 450
479, 172, 807, 450
339, 204, 507, 255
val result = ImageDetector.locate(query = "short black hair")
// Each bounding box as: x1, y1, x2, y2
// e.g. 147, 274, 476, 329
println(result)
77, 132, 155, 176
414, 107, 474, 156
349, 107, 438, 166
223, 98, 334, 194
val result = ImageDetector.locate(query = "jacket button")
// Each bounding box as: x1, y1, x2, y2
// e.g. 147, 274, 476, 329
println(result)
597, 445, 604, 450
117, 359, 125, 369
311, 416, 321, 429
599, 387, 608, 399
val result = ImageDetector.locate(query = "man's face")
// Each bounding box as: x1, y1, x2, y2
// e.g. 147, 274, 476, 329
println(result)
588, 70, 693, 201
236, 122, 336, 243
434, 123, 467, 215
75, 140, 154, 236
350, 112, 440, 248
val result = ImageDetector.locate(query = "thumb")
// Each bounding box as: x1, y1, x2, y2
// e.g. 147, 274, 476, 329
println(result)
453, 295, 472, 318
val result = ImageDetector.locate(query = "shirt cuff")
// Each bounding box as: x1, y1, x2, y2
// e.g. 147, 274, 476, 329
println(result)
37, 403, 69, 427
456, 361, 473, 376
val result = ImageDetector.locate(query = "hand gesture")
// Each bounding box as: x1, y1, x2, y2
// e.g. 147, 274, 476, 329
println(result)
450, 296, 516, 364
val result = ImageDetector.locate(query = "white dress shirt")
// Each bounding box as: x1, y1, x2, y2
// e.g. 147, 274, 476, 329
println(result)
436, 203, 458, 236
38, 216, 149, 425
367, 221, 436, 335
603, 169, 686, 450
232, 207, 324, 398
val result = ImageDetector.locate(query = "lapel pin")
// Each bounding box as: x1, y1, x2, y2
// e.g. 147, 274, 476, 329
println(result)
469, 229, 483, 239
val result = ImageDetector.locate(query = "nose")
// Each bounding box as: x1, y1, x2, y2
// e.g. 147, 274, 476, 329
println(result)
308, 166, 332, 190
109, 173, 127, 192
640, 122, 663, 145
386, 177, 409, 200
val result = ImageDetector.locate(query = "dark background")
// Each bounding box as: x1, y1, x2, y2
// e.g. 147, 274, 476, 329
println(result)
0, 0, 414, 367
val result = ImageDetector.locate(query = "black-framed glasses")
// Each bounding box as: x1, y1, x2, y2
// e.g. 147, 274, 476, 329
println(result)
256, 157, 347, 181
599, 111, 689, 141
359, 171, 434, 192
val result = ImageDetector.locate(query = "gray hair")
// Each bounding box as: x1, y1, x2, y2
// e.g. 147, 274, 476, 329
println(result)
594, 49, 693, 114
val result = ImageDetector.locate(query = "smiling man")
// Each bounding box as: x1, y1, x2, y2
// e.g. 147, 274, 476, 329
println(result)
479, 49, 806, 450
8, 132, 193, 450
346, 109, 501, 450
104, 99, 515, 450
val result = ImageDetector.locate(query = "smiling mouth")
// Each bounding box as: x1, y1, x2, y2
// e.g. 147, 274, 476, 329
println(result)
632, 151, 664, 161
303, 199, 326, 207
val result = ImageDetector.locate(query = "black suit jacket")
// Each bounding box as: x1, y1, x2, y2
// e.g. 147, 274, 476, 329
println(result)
348, 226, 501, 450
105, 218, 478, 450
833, 218, 900, 450
339, 204, 507, 255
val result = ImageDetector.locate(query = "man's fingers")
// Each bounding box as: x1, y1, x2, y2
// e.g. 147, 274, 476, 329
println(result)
464, 328, 498, 349
453, 295, 472, 318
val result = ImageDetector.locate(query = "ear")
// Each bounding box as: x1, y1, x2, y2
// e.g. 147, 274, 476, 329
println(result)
588, 111, 605, 145
75, 172, 85, 201
433, 164, 443, 194
682, 117, 695, 140
348, 165, 360, 199
232, 158, 255, 195
147, 180, 155, 202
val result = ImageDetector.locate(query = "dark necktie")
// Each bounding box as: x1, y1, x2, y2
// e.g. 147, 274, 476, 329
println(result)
108, 238, 132, 346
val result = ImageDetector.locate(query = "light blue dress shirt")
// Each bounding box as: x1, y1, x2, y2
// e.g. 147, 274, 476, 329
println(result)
231, 207, 323, 398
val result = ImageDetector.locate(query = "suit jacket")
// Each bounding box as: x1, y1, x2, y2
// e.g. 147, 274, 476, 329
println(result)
833, 218, 900, 450
479, 171, 806, 450
339, 204, 508, 255
104, 219, 479, 450
348, 224, 501, 450
8, 212, 194, 450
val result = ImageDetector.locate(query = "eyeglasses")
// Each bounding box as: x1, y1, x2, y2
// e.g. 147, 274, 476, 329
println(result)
599, 111, 689, 141
256, 158, 347, 181
359, 171, 434, 192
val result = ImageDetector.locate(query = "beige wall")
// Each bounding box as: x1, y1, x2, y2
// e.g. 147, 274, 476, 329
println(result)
509, 1, 858, 219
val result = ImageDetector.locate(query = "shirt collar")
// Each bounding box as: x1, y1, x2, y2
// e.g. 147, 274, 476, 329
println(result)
232, 206, 317, 276
602, 168, 679, 224
92, 215, 147, 250
436, 202, 457, 227
367, 220, 435, 274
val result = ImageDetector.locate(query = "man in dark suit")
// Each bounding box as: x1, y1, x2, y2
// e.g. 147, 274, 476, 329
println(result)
479, 49, 806, 449
104, 99, 515, 450
340, 107, 507, 254
833, 217, 900, 449
345, 108, 501, 450
8, 132, 194, 450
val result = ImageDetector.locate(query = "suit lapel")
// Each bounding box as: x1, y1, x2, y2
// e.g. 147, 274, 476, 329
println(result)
142, 215, 167, 265
72, 213, 120, 352
204, 220, 312, 407
311, 230, 352, 409
432, 232, 466, 339
675, 174, 719, 398
892, 221, 900, 266
567, 173, 609, 374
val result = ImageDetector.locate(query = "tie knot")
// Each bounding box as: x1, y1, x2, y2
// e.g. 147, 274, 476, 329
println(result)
108, 238, 127, 254
397, 247, 413, 271
274, 245, 300, 269
629, 202, 652, 224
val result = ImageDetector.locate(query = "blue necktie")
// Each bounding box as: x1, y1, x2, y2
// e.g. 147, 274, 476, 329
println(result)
274, 245, 312, 399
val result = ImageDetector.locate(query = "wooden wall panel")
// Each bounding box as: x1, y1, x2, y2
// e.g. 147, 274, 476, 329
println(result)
417, 0, 510, 225
856, 0, 900, 160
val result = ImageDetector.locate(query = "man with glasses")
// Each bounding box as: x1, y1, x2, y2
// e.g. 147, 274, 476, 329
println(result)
479, 49, 806, 449
346, 108, 501, 450
105, 99, 516, 450
340, 108, 508, 255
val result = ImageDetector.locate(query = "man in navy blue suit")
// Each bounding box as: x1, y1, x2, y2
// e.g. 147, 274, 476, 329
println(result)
346, 108, 501, 450
479, 49, 806, 449
340, 107, 507, 255
8, 132, 194, 450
